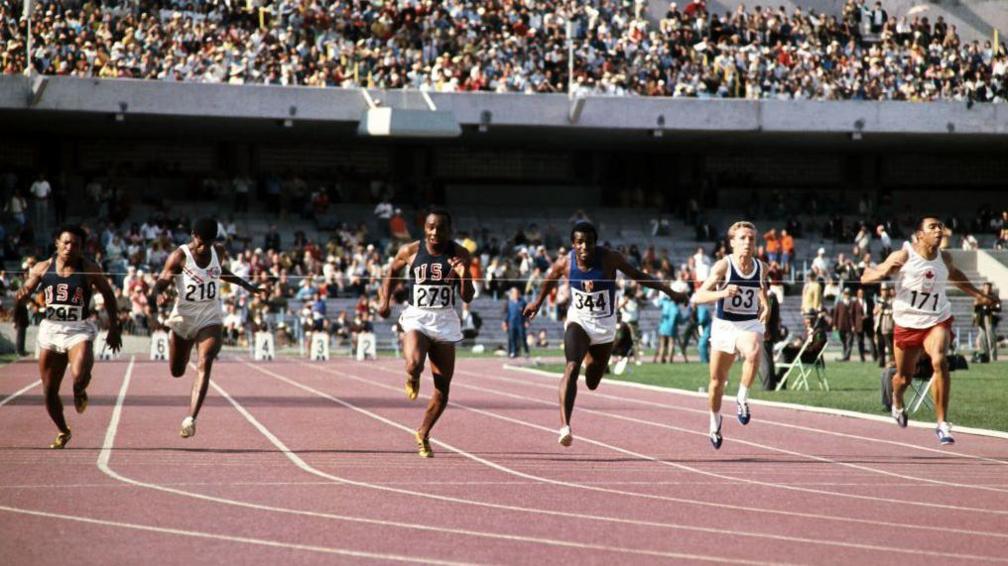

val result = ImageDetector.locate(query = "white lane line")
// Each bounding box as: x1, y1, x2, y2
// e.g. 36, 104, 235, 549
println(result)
443, 365, 1008, 495
89, 358, 498, 565
504, 362, 1008, 444
319, 361, 1008, 536
214, 371, 775, 565
278, 361, 1008, 561
0, 381, 39, 407
95, 357, 757, 563
0, 503, 472, 564
475, 361, 1008, 467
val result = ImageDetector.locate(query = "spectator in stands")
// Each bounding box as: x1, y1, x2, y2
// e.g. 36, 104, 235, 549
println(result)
812, 248, 829, 278
264, 224, 281, 251
460, 303, 482, 342
876, 225, 892, 258
832, 287, 857, 361
374, 195, 394, 240
389, 208, 410, 242
766, 261, 784, 304
763, 228, 781, 266
874, 283, 895, 368
780, 229, 795, 273
4, 190, 26, 226
503, 287, 529, 358
801, 271, 822, 317
855, 288, 877, 362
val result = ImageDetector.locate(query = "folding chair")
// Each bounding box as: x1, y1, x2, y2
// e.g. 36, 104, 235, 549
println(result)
908, 376, 935, 414
774, 335, 830, 391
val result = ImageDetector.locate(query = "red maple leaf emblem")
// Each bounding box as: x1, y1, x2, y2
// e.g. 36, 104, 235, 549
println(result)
925, 271, 934, 279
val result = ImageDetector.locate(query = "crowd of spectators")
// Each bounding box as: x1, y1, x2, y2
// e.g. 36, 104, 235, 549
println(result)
1, 0, 1005, 102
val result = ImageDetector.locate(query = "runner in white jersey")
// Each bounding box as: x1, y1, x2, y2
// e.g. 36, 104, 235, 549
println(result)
862, 216, 996, 445
149, 218, 264, 439
524, 221, 686, 447
691, 221, 769, 449
378, 208, 474, 458
15, 225, 122, 448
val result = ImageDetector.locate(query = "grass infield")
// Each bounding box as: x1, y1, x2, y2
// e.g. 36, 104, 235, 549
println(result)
536, 359, 1008, 433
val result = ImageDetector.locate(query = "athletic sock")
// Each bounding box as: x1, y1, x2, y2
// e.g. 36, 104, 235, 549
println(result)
736, 384, 749, 404
709, 411, 721, 433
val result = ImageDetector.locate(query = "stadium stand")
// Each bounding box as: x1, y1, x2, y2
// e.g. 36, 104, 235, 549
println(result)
2, 0, 1005, 101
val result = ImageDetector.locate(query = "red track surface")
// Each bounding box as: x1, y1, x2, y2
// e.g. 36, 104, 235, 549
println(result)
2, 356, 1007, 565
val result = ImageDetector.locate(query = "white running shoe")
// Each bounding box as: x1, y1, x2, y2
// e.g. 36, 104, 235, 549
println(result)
614, 357, 629, 375
558, 425, 573, 447
180, 416, 196, 438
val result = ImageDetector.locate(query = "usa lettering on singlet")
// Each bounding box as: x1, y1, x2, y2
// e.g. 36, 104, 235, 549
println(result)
568, 250, 616, 319
715, 256, 761, 321
40, 259, 91, 322
408, 245, 457, 309
175, 245, 222, 305
893, 242, 951, 329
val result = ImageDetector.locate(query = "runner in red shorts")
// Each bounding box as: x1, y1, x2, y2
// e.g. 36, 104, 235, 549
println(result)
862, 216, 997, 444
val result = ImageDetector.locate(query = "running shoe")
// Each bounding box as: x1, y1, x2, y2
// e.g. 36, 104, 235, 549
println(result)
50, 430, 71, 449
415, 430, 433, 458
405, 378, 419, 401
736, 400, 750, 425
709, 416, 723, 450
558, 425, 573, 447
73, 388, 88, 414
180, 416, 196, 438
613, 357, 629, 375
893, 407, 908, 428
935, 423, 955, 445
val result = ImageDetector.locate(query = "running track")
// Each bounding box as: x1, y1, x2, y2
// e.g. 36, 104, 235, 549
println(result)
1, 357, 1007, 565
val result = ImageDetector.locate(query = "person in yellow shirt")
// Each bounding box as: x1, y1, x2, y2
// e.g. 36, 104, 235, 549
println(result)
801, 271, 822, 314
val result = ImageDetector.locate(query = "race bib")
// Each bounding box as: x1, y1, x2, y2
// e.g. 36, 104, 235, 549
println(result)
571, 288, 610, 318
722, 287, 758, 315
899, 289, 944, 313
45, 305, 83, 322
412, 284, 453, 309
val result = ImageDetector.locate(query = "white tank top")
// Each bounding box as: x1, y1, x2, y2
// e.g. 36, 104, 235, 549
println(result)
893, 241, 951, 329
174, 244, 222, 305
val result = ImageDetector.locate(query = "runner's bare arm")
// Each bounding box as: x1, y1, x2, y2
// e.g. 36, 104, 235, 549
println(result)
450, 244, 475, 303
85, 259, 122, 351
14, 260, 48, 307
378, 242, 416, 318
609, 250, 688, 302
150, 249, 184, 306
943, 251, 995, 305
691, 258, 733, 305
757, 259, 771, 326
524, 254, 568, 320
216, 244, 262, 295
860, 249, 908, 284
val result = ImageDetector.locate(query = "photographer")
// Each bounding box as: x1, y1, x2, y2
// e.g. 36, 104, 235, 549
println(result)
974, 282, 1002, 362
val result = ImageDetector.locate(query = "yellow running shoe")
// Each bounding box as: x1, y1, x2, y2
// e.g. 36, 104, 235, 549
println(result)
50, 430, 72, 449
73, 389, 88, 414
415, 430, 433, 458
405, 378, 419, 401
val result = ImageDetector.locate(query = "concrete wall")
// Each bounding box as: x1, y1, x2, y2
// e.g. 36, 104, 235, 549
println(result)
4, 76, 1008, 136
977, 250, 1008, 300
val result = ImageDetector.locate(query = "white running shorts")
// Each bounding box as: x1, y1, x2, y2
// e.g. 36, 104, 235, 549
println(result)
166, 302, 224, 341
399, 306, 463, 343
37, 319, 98, 354
711, 317, 764, 355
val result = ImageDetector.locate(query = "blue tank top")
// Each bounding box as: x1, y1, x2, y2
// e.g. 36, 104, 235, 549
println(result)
407, 243, 458, 309
715, 256, 761, 322
568, 249, 616, 319
40, 257, 92, 322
